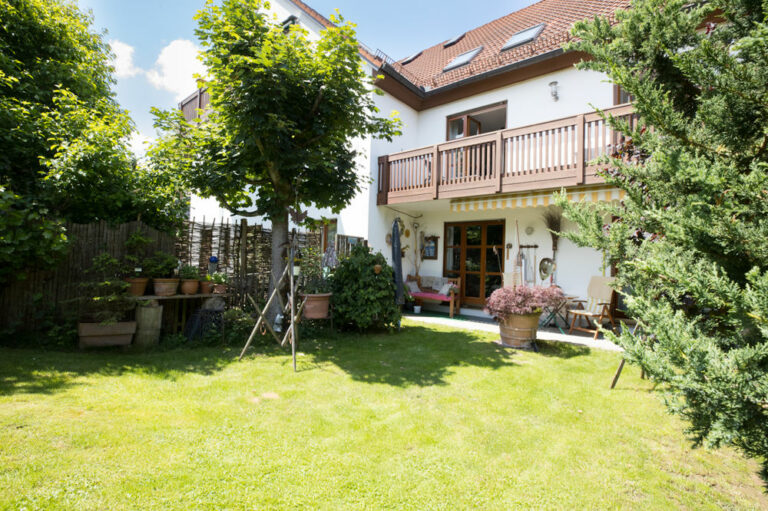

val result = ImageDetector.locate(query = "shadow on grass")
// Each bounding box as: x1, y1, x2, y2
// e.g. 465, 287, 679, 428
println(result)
305, 324, 517, 387
0, 345, 243, 396
536, 340, 591, 358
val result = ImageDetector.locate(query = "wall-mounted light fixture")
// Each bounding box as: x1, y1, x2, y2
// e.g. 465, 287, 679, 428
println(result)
548, 81, 559, 101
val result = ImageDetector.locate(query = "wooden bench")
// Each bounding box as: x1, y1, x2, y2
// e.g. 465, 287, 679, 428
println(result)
405, 275, 461, 318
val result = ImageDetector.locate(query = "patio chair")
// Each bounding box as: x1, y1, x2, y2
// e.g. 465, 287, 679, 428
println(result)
406, 275, 461, 318
568, 276, 617, 340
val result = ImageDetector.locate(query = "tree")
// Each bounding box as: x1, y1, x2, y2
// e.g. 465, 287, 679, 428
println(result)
559, 0, 768, 478
0, 0, 187, 283
157, 0, 400, 320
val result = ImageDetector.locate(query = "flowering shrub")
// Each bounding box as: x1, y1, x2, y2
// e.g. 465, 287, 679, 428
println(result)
484, 285, 564, 321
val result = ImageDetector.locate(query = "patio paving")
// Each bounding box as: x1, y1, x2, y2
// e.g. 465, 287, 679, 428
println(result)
403, 313, 624, 352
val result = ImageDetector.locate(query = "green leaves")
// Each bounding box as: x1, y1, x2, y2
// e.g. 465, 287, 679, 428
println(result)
563, 0, 768, 479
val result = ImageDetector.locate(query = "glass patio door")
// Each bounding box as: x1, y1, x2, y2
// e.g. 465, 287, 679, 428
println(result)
444, 221, 505, 306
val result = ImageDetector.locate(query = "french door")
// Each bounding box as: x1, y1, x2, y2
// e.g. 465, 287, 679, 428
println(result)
444, 221, 505, 306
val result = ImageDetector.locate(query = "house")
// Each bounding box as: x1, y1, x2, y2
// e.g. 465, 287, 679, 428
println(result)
181, 0, 633, 315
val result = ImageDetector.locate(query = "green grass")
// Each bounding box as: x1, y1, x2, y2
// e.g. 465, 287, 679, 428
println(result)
0, 320, 765, 509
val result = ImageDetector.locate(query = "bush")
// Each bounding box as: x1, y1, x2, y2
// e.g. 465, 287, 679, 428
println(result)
331, 245, 400, 331
484, 285, 564, 321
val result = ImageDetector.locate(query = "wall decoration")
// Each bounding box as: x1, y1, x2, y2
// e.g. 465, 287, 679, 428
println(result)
422, 236, 438, 260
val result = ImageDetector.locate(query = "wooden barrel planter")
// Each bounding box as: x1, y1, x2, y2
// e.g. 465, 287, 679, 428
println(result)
499, 312, 541, 349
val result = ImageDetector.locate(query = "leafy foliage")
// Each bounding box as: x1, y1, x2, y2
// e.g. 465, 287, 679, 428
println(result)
144, 252, 178, 279
79, 253, 135, 324
299, 246, 331, 294
331, 245, 400, 331
0, 0, 188, 284
561, 0, 768, 478
484, 285, 563, 320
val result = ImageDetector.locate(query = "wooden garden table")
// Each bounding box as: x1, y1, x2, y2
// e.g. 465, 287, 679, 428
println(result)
129, 294, 229, 334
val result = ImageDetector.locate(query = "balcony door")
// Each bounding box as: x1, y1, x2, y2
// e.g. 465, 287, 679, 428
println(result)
444, 221, 505, 306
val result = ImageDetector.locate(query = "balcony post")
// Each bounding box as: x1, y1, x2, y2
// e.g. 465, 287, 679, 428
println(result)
377, 155, 390, 205
432, 147, 440, 199
495, 131, 504, 192
576, 114, 585, 185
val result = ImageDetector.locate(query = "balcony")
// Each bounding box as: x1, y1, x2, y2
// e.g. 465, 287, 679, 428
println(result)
376, 104, 636, 205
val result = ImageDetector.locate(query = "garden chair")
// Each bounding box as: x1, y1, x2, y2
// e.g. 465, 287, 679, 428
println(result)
568, 276, 617, 340
405, 275, 461, 318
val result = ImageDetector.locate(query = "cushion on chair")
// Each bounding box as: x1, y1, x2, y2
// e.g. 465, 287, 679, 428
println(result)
438, 282, 452, 296
420, 276, 435, 289
411, 291, 450, 302
406, 281, 421, 294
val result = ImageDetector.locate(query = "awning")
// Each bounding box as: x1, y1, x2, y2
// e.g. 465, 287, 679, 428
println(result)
449, 185, 625, 213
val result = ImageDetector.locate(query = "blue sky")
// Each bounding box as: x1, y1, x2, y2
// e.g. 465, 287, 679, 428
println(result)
76, 0, 538, 154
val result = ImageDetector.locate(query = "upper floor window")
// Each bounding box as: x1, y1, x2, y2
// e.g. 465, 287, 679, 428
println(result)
443, 46, 483, 72
446, 102, 507, 141
501, 24, 545, 51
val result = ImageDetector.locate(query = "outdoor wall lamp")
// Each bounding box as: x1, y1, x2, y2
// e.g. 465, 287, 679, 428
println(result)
549, 81, 559, 101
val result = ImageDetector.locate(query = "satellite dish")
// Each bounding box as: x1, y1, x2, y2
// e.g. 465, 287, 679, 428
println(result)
539, 258, 555, 281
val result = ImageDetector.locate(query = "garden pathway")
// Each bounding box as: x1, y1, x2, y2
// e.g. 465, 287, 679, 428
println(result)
403, 314, 624, 352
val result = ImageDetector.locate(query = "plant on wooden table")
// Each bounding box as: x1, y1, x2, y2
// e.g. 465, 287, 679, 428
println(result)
123, 232, 153, 296
209, 272, 229, 294
145, 252, 178, 296
179, 264, 200, 295
485, 285, 564, 349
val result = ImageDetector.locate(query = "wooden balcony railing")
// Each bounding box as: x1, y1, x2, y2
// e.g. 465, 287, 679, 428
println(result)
376, 104, 637, 205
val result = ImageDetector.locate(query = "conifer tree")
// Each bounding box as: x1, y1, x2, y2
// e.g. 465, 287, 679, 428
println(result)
560, 0, 768, 478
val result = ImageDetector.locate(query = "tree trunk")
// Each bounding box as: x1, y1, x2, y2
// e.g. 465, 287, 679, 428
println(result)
267, 210, 289, 326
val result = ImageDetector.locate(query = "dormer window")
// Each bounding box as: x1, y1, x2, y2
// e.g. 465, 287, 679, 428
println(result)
443, 46, 483, 72
501, 24, 545, 51
282, 15, 298, 32
443, 33, 465, 48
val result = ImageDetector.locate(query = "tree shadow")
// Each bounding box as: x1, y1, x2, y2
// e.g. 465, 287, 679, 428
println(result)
535, 340, 592, 358
305, 325, 517, 387
0, 346, 241, 396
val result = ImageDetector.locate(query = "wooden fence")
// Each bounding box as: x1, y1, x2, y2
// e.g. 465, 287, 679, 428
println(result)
0, 219, 326, 330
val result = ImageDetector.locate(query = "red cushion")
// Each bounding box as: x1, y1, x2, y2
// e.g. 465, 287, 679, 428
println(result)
411, 291, 450, 302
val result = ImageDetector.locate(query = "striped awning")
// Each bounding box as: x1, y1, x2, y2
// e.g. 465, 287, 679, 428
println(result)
449, 185, 625, 213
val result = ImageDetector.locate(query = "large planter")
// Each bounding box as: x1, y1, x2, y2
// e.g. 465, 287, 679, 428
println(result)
301, 293, 332, 319
78, 321, 136, 349
134, 304, 163, 349
180, 279, 199, 295
200, 280, 214, 294
153, 278, 179, 296
499, 312, 541, 349
125, 277, 149, 297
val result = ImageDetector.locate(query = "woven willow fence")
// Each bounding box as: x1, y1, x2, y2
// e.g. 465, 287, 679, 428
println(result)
0, 218, 324, 330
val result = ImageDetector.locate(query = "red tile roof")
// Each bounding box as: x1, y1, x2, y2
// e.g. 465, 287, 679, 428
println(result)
386, 0, 629, 91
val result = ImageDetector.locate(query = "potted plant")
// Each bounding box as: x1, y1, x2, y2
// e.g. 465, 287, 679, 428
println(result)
179, 264, 200, 295
78, 253, 137, 348
145, 252, 179, 296
210, 272, 229, 294
200, 275, 214, 294
484, 285, 564, 349
299, 247, 332, 319
123, 232, 152, 296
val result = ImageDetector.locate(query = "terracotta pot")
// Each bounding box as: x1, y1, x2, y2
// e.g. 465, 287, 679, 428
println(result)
212, 283, 227, 294
180, 279, 199, 295
77, 321, 136, 349
301, 293, 332, 319
499, 312, 541, 349
200, 280, 214, 294
374, 264, 382, 274
125, 277, 149, 297
153, 278, 179, 297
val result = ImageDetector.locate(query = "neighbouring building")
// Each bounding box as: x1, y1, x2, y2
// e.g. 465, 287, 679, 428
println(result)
181, 0, 633, 316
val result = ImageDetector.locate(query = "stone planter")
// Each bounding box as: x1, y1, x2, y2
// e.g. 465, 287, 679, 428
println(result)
301, 293, 332, 319
212, 283, 227, 294
499, 312, 541, 349
77, 321, 136, 349
125, 277, 149, 297
180, 279, 199, 295
153, 278, 179, 297
134, 303, 163, 349
200, 280, 214, 294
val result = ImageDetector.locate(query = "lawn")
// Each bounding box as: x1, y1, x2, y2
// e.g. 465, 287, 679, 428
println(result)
1, 320, 765, 509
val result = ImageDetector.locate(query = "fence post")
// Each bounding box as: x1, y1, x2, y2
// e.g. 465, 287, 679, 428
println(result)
576, 114, 586, 185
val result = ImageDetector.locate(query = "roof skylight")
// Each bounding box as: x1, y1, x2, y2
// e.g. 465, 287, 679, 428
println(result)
501, 24, 545, 51
443, 33, 465, 48
401, 51, 422, 65
443, 46, 483, 72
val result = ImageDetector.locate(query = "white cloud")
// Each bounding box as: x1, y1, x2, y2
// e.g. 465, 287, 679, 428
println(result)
128, 132, 153, 158
146, 39, 206, 101
110, 40, 143, 79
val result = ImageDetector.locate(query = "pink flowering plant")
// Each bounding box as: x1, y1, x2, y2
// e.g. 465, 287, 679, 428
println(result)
484, 285, 565, 321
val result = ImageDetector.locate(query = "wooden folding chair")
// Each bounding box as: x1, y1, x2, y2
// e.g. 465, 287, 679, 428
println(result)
568, 276, 617, 340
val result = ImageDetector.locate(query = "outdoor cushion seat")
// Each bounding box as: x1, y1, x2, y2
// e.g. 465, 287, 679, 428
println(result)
406, 275, 461, 318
